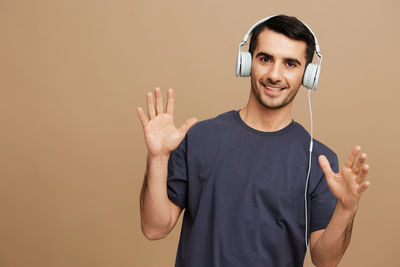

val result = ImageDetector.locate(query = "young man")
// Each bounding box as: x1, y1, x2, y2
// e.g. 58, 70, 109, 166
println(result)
138, 15, 370, 267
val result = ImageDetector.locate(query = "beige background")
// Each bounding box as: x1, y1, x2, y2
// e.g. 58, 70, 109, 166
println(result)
1, 0, 399, 266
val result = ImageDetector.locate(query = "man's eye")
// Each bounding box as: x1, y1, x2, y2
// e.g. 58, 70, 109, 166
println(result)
287, 62, 297, 68
261, 57, 271, 63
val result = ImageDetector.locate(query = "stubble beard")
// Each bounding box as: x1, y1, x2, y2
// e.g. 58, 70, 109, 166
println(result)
251, 81, 300, 110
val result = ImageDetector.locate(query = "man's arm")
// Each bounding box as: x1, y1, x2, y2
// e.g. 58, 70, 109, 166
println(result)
310, 146, 370, 267
137, 87, 196, 240
139, 154, 183, 240
310, 204, 357, 266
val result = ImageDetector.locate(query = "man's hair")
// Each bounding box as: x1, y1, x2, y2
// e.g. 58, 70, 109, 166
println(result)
248, 15, 316, 64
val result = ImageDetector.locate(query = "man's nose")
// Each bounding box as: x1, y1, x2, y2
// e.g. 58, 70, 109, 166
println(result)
266, 63, 282, 83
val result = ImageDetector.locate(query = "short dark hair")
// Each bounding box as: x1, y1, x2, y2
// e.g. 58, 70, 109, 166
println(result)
248, 15, 316, 64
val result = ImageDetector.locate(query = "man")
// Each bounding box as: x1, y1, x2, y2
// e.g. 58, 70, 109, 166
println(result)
138, 15, 370, 267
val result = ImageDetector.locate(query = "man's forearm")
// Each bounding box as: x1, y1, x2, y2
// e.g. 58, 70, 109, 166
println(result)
311, 203, 357, 267
140, 154, 172, 239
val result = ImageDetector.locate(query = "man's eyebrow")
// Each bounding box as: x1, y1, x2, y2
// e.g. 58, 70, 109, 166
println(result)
285, 57, 302, 66
255, 52, 272, 58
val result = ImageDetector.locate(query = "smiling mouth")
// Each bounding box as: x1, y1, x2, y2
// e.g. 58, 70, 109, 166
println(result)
260, 81, 286, 92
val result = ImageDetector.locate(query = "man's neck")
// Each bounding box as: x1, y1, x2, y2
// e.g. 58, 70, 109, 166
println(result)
239, 94, 293, 132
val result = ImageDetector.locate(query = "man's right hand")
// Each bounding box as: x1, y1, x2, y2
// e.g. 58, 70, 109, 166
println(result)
137, 87, 197, 157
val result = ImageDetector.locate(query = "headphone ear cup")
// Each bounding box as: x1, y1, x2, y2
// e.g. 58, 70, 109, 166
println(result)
313, 64, 321, 90
236, 51, 241, 76
303, 63, 318, 90
240, 52, 252, 77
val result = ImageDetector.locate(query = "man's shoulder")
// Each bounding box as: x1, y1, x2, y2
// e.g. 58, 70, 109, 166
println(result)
292, 121, 337, 160
188, 110, 237, 135
313, 139, 336, 157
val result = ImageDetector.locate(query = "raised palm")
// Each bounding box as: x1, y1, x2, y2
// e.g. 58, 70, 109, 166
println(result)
137, 87, 197, 157
319, 146, 371, 211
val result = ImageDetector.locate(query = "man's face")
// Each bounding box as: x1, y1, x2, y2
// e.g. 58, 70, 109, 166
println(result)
250, 28, 307, 110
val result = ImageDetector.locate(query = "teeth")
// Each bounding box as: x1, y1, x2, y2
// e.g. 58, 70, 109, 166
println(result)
265, 85, 281, 91
260, 81, 284, 92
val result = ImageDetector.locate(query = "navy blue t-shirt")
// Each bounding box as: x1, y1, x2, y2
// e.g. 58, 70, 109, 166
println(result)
167, 110, 338, 267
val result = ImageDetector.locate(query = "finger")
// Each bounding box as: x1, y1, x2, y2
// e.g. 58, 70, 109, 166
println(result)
353, 152, 367, 175
166, 88, 174, 115
318, 155, 336, 178
178, 117, 198, 137
357, 181, 371, 194
344, 146, 361, 169
137, 107, 149, 128
154, 87, 164, 115
146, 92, 156, 120
357, 164, 369, 184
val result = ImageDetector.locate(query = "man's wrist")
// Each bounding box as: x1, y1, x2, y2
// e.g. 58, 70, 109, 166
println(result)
147, 152, 170, 163
336, 200, 358, 217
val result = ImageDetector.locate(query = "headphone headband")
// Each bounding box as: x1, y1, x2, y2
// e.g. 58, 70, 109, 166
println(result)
239, 15, 321, 56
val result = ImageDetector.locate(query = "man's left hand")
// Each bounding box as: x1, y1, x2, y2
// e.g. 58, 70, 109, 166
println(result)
319, 146, 371, 211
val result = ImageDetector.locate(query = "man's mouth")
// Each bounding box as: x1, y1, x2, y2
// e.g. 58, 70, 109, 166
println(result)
260, 81, 286, 92
265, 85, 282, 91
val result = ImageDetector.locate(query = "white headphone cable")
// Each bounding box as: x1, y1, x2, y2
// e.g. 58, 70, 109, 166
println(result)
305, 88, 313, 267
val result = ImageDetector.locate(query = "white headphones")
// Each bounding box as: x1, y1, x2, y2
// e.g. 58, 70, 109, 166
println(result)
236, 15, 323, 90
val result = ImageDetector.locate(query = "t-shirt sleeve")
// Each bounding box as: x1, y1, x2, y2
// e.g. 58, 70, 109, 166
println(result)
310, 153, 339, 232
167, 136, 188, 209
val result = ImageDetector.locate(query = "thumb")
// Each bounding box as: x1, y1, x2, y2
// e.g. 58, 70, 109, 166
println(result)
178, 117, 197, 136
318, 155, 335, 178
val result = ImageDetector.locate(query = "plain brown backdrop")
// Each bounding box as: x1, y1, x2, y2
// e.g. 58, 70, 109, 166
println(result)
1, 0, 399, 266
